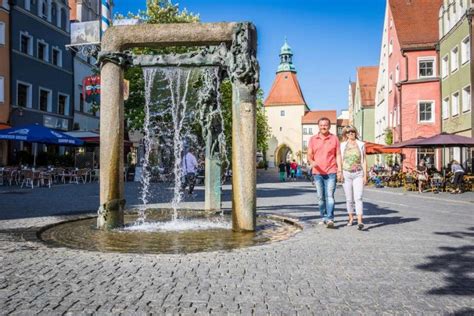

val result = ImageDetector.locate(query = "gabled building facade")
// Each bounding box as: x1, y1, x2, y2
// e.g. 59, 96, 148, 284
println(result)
264, 40, 309, 167
353, 66, 378, 166
0, 0, 10, 165
10, 0, 73, 158
438, 0, 473, 170
353, 66, 378, 144
69, 0, 101, 132
388, 0, 443, 171
375, 3, 390, 146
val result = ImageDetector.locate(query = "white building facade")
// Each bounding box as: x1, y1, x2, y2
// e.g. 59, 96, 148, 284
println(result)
374, 4, 390, 145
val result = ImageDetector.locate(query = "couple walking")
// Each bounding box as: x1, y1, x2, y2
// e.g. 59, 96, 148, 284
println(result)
307, 118, 367, 230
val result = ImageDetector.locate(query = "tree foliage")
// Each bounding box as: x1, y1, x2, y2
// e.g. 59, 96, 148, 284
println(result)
384, 128, 393, 145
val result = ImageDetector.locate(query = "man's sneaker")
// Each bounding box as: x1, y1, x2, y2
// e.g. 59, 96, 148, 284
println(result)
326, 220, 334, 228
358, 223, 364, 230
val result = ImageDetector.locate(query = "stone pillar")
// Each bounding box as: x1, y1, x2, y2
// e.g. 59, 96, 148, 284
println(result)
97, 61, 125, 229
205, 132, 222, 211
231, 82, 256, 231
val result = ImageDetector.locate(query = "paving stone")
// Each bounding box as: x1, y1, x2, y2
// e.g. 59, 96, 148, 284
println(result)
1, 170, 473, 314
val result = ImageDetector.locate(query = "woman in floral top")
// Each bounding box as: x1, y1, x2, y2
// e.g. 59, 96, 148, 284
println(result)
340, 126, 367, 230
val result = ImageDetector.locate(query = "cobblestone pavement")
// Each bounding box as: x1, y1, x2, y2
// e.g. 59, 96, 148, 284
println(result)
1, 170, 473, 314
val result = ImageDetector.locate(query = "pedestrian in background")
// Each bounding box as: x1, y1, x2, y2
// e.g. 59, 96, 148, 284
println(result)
278, 161, 286, 182
341, 126, 367, 230
451, 160, 465, 194
307, 117, 342, 228
181, 148, 198, 197
416, 159, 428, 194
285, 160, 291, 179
290, 159, 298, 181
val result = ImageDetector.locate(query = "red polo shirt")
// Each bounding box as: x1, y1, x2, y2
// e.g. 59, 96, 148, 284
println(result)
307, 133, 340, 175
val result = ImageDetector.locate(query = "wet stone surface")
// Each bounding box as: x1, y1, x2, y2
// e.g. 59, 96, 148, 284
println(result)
39, 210, 301, 254
1, 169, 474, 314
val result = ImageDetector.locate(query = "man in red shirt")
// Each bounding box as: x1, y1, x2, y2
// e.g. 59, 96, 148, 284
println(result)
307, 117, 342, 228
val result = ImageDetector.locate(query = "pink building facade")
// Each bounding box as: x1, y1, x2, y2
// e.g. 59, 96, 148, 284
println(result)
387, 0, 442, 171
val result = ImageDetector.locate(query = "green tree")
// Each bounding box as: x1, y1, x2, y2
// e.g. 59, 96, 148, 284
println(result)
385, 128, 393, 145
256, 89, 271, 156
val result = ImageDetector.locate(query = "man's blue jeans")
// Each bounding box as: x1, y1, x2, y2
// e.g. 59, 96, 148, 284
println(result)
314, 173, 337, 222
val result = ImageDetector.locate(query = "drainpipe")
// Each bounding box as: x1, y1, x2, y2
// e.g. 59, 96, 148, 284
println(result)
7, 1, 13, 165
398, 50, 409, 142
395, 50, 409, 169
468, 10, 474, 139
435, 42, 442, 170
8, 0, 13, 125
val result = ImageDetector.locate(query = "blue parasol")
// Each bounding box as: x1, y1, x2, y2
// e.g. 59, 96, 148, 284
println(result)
0, 124, 84, 166
0, 123, 84, 145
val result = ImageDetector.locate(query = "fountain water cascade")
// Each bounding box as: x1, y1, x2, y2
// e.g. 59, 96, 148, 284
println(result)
137, 66, 229, 226
96, 22, 260, 232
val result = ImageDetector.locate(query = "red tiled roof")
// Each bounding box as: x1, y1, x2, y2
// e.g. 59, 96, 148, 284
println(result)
389, 0, 443, 50
357, 66, 378, 107
264, 72, 307, 106
302, 111, 337, 125
337, 119, 349, 127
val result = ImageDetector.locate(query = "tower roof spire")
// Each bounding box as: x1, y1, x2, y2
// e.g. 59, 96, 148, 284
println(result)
277, 38, 296, 73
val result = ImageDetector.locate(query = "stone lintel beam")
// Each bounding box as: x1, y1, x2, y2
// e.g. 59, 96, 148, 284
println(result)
102, 22, 238, 52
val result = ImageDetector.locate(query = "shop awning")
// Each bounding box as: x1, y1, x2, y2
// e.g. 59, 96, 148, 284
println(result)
64, 131, 132, 147
365, 142, 401, 155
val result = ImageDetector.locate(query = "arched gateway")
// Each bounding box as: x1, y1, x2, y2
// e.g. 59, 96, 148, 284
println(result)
97, 23, 259, 232
275, 144, 293, 166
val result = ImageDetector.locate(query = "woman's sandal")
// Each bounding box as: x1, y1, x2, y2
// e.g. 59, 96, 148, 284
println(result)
347, 220, 354, 226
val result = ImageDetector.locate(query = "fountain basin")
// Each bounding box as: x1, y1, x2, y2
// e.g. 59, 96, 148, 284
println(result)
39, 209, 302, 254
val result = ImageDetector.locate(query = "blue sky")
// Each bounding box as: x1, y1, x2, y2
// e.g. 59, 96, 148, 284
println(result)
114, 0, 386, 114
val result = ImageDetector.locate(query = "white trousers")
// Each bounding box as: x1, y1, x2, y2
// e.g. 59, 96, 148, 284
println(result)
342, 170, 364, 215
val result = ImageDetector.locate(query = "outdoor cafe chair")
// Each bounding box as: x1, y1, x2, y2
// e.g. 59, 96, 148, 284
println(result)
444, 173, 456, 192
403, 173, 417, 191
90, 168, 99, 182
71, 169, 88, 184
464, 174, 474, 192
40, 171, 53, 189
0, 168, 5, 185
62, 169, 76, 184
430, 174, 444, 193
7, 168, 20, 186
21, 170, 40, 189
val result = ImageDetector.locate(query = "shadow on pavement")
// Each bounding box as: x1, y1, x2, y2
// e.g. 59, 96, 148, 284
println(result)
416, 227, 474, 296
452, 308, 474, 315
360, 202, 419, 231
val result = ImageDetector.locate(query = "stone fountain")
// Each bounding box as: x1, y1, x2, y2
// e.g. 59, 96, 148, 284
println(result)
96, 22, 259, 232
